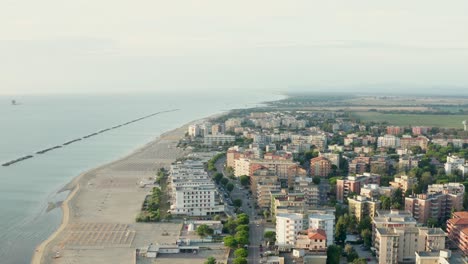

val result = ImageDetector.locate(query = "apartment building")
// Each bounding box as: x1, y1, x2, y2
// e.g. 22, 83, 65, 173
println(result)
372, 210, 418, 244
319, 152, 340, 168
188, 124, 201, 137
360, 184, 394, 200
336, 173, 381, 202
415, 250, 451, 264
309, 156, 331, 177
445, 155, 468, 176
250, 168, 281, 209
271, 192, 306, 218
412, 126, 430, 135
276, 213, 305, 245
348, 195, 381, 222
389, 175, 418, 193
308, 134, 327, 151
203, 134, 235, 145
294, 176, 329, 206
308, 214, 335, 247
348, 155, 371, 175
377, 134, 401, 148
400, 136, 429, 150
405, 183, 464, 224
446, 211, 468, 255
375, 227, 446, 264
386, 126, 402, 135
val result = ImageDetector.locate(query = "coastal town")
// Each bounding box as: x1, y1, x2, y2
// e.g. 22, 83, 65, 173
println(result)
33, 95, 468, 264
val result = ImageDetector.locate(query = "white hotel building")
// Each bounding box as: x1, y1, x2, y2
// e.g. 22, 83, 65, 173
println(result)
169, 161, 224, 216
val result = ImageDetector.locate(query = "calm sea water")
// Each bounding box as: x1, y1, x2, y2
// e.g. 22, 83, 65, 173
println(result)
0, 92, 282, 264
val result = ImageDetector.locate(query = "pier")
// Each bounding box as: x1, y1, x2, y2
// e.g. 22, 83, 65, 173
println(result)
1, 109, 179, 167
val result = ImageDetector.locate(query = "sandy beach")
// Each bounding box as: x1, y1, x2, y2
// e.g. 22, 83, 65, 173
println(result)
31, 124, 190, 264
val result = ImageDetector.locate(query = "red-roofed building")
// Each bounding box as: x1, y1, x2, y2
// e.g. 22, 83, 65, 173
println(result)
295, 229, 327, 252
447, 211, 468, 254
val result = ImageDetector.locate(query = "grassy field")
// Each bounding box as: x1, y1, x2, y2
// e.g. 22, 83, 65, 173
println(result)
351, 111, 468, 128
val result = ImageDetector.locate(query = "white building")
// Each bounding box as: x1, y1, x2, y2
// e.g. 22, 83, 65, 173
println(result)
170, 162, 224, 216
308, 214, 335, 246
276, 213, 335, 247
188, 124, 201, 137
234, 158, 251, 177
444, 155, 468, 176
377, 135, 400, 148
203, 134, 235, 145
276, 213, 305, 245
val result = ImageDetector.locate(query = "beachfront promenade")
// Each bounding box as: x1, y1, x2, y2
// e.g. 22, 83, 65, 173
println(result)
32, 126, 188, 264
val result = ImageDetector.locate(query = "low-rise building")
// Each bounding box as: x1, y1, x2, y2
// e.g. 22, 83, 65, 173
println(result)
295, 229, 327, 252
415, 250, 451, 264
446, 211, 468, 255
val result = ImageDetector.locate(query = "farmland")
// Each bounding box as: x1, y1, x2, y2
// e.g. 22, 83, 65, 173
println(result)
351, 111, 468, 128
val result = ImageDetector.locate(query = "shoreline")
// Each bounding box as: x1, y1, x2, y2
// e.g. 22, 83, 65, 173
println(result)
30, 114, 222, 264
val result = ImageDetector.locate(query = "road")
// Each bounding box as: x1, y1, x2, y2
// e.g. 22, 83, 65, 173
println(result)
215, 156, 265, 263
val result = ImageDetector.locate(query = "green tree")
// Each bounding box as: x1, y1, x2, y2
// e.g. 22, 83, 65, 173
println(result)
226, 182, 234, 192
197, 224, 214, 237
234, 248, 248, 258
335, 215, 347, 244
233, 199, 243, 208
326, 245, 342, 264
312, 177, 321, 185
264, 231, 276, 243
221, 177, 229, 186
237, 213, 250, 225
235, 230, 249, 245
223, 235, 238, 248
204, 256, 216, 264
358, 216, 372, 233
240, 175, 250, 186
233, 257, 247, 264
236, 224, 249, 233
213, 173, 223, 183
361, 229, 372, 248
352, 258, 367, 264
380, 196, 391, 210
224, 218, 238, 234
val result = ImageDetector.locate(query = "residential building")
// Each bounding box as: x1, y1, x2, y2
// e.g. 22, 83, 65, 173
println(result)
377, 134, 401, 148
310, 156, 331, 177
271, 192, 306, 218
308, 213, 335, 246
445, 155, 468, 176
295, 229, 327, 252
336, 173, 381, 202
400, 136, 429, 150
319, 153, 340, 169
203, 134, 235, 145
294, 176, 329, 206
375, 226, 446, 264
412, 126, 430, 136
372, 210, 418, 243
405, 183, 464, 224
446, 211, 468, 255
348, 155, 371, 175
386, 126, 402, 135
348, 195, 381, 222
188, 124, 201, 137
415, 250, 451, 264
360, 184, 394, 199
276, 213, 305, 245
389, 175, 418, 193
309, 134, 327, 151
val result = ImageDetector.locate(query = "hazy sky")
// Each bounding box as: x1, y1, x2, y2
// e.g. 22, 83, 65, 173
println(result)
1, 1, 468, 95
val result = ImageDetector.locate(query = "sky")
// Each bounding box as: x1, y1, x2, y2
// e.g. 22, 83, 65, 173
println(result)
1, 0, 468, 95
